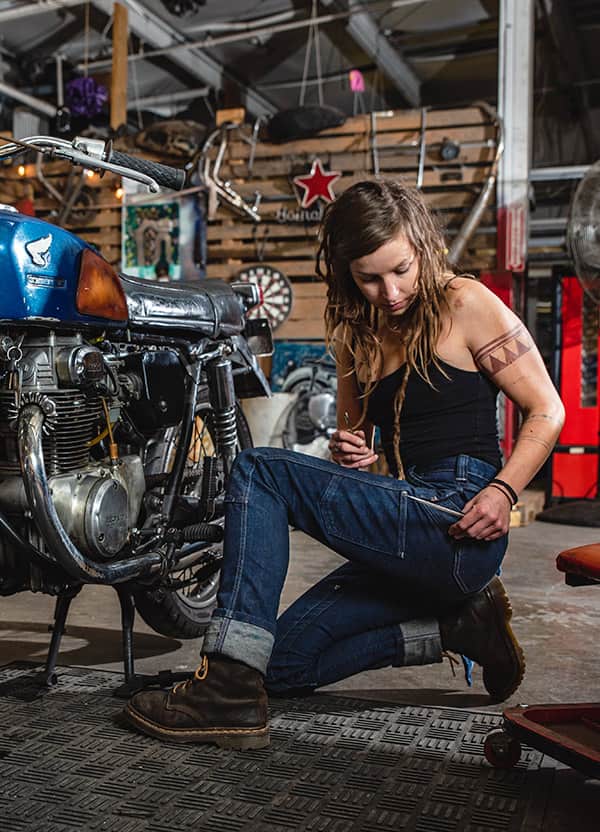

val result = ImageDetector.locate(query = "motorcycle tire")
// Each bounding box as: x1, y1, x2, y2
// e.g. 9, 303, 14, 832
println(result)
133, 402, 253, 639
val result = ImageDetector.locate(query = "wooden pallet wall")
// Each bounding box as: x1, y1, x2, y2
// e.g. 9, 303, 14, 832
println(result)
0, 106, 499, 342
0, 157, 122, 266
206, 106, 499, 340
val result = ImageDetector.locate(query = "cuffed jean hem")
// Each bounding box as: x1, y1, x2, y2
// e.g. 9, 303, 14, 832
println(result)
397, 618, 442, 666
202, 617, 274, 675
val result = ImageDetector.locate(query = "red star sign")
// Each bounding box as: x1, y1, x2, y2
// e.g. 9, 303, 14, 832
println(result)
293, 159, 342, 209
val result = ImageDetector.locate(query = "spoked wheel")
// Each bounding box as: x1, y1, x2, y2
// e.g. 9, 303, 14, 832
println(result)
133, 402, 252, 639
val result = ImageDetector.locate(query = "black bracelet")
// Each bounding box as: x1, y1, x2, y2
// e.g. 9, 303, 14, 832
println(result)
487, 483, 515, 508
490, 477, 519, 506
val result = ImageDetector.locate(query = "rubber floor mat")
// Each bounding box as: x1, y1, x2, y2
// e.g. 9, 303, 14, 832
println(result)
0, 663, 552, 832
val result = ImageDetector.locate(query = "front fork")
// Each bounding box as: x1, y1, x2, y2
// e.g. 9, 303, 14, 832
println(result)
162, 347, 238, 526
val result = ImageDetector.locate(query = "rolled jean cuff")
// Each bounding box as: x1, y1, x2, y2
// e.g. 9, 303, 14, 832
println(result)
398, 617, 442, 666
202, 616, 274, 675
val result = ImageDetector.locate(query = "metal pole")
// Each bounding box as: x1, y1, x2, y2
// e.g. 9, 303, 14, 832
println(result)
0, 81, 57, 118
55, 54, 64, 109
129, 88, 209, 110
81, 0, 436, 71
497, 0, 534, 274
530, 165, 590, 182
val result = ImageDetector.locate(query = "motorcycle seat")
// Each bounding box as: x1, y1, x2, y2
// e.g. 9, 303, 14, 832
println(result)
120, 275, 245, 338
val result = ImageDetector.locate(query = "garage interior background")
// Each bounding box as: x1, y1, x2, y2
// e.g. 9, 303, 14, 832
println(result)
1, 0, 599, 503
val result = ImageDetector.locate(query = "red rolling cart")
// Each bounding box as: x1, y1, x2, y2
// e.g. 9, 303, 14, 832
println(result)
484, 544, 600, 778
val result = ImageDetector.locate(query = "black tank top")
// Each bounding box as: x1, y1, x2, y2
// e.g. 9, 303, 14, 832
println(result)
366, 359, 502, 475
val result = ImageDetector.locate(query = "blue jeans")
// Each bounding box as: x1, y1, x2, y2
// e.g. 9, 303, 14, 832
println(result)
202, 449, 506, 693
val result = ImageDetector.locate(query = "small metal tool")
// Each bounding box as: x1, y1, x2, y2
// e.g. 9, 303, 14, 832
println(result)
405, 493, 464, 519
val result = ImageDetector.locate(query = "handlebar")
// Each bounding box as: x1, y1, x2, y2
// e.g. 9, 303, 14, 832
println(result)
0, 134, 187, 193
108, 149, 186, 191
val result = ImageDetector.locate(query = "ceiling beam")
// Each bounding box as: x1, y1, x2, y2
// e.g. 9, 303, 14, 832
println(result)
116, 24, 202, 92
228, 23, 311, 92
345, 1, 420, 107
90, 0, 277, 117
0, 0, 83, 24
0, 80, 57, 117
391, 17, 499, 56
18, 15, 83, 61
538, 0, 600, 160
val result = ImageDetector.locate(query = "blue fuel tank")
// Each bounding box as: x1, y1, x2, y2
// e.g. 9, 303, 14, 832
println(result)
0, 207, 122, 327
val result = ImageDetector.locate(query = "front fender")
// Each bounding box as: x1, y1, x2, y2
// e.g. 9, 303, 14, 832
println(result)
231, 335, 272, 399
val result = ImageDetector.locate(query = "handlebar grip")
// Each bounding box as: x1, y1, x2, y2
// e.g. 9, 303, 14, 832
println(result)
109, 150, 186, 191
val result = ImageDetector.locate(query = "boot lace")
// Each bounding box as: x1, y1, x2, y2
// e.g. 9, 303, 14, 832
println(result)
442, 650, 474, 686
442, 650, 460, 678
172, 655, 209, 696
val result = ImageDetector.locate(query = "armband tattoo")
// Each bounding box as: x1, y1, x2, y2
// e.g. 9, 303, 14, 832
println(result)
474, 323, 532, 376
520, 436, 553, 451
523, 413, 558, 424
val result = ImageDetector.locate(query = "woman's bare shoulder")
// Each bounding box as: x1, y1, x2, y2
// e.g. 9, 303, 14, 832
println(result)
445, 276, 505, 317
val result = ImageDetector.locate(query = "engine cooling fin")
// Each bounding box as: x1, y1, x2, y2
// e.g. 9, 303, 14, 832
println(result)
0, 390, 104, 475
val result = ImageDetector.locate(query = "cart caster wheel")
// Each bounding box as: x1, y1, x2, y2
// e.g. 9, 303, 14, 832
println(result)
484, 729, 522, 769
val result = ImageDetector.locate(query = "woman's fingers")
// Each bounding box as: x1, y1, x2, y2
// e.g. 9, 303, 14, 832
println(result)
448, 487, 510, 540
449, 504, 508, 540
450, 513, 507, 539
328, 428, 378, 468
329, 428, 373, 459
341, 452, 379, 469
338, 447, 378, 464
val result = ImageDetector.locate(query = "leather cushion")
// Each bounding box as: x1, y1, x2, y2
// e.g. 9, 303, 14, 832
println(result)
556, 544, 600, 580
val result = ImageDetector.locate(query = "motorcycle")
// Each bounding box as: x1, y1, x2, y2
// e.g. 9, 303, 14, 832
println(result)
281, 354, 337, 456
0, 134, 273, 692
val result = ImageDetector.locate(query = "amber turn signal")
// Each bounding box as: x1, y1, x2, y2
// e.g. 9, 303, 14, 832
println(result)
76, 248, 128, 322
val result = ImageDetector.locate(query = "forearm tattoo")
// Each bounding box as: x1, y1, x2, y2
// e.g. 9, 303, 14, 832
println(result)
520, 435, 553, 451
523, 413, 558, 424
519, 413, 561, 453
474, 323, 532, 376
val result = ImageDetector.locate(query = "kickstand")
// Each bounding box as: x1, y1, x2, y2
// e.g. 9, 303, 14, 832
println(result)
44, 587, 81, 686
112, 586, 191, 700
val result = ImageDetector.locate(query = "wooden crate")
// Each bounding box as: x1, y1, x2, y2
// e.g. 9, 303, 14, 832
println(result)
205, 106, 500, 339
511, 488, 547, 527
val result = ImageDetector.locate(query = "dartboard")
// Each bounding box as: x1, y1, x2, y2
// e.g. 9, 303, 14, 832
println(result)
235, 264, 293, 331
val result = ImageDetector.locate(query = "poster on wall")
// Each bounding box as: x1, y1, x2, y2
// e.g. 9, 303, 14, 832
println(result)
121, 188, 206, 281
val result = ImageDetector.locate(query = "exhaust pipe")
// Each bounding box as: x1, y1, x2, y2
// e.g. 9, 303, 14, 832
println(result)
17, 403, 164, 585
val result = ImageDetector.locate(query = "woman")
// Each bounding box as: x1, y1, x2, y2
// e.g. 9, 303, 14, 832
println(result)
123, 180, 565, 749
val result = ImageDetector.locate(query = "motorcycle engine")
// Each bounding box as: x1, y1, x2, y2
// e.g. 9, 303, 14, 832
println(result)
0, 334, 144, 567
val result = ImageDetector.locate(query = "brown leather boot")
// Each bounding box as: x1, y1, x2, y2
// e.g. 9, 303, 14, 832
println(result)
439, 576, 525, 703
122, 655, 270, 749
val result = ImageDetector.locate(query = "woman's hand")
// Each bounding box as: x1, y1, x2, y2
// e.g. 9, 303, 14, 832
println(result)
448, 486, 511, 541
329, 429, 378, 469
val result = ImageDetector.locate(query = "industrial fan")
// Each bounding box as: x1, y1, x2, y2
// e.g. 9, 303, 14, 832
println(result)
537, 160, 600, 526
567, 159, 600, 303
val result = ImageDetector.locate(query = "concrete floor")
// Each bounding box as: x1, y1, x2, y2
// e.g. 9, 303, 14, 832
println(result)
0, 519, 598, 708
0, 519, 599, 826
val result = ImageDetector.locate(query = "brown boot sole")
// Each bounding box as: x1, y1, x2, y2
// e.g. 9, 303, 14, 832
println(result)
122, 704, 270, 750
483, 577, 526, 703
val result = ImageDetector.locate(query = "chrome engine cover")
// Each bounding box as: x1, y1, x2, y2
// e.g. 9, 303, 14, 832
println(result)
49, 456, 145, 559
